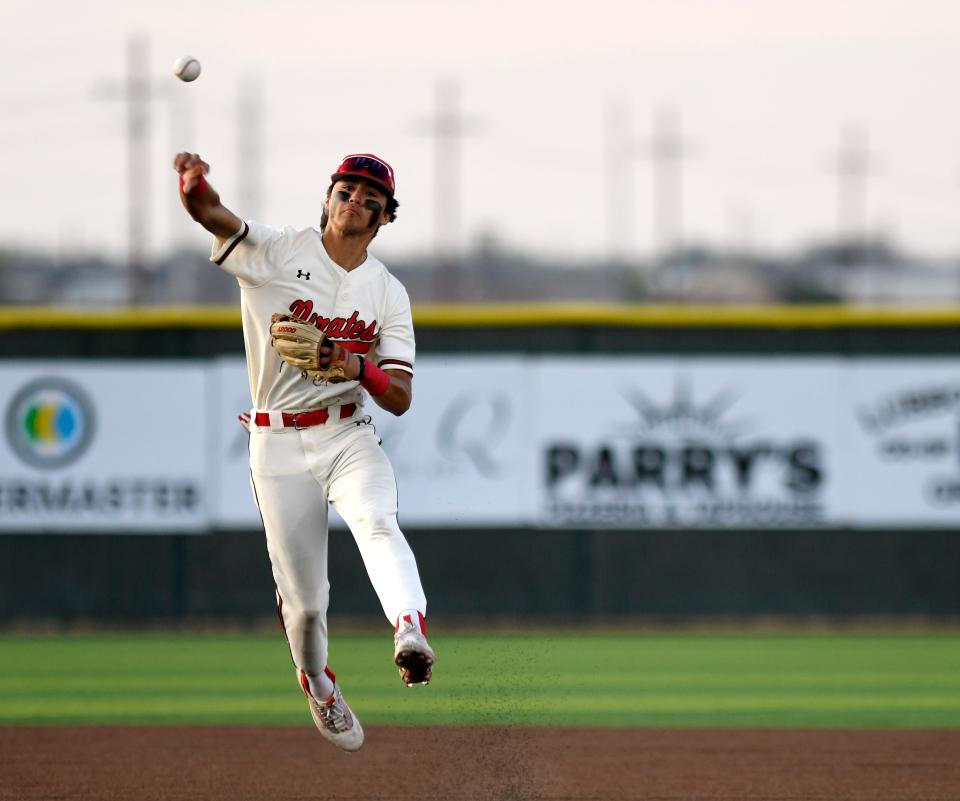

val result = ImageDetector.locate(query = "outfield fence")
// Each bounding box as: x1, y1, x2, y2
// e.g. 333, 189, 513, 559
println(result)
1, 305, 959, 622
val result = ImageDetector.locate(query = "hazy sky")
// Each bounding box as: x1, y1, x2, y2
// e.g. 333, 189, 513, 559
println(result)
3, 0, 960, 265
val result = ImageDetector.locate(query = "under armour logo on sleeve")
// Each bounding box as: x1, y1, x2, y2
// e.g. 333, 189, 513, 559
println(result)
297, 270, 311, 280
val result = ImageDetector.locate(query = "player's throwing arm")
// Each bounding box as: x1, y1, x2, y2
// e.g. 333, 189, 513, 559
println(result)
172, 153, 244, 240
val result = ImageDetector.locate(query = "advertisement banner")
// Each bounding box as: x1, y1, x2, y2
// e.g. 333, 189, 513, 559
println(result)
533, 357, 845, 528
0, 363, 208, 532
843, 359, 960, 525
210, 357, 259, 528
373, 355, 536, 525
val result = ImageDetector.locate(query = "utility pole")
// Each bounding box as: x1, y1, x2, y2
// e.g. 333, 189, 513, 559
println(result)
415, 78, 480, 299
125, 36, 151, 305
94, 34, 160, 305
647, 106, 691, 264
725, 201, 755, 260
832, 126, 874, 249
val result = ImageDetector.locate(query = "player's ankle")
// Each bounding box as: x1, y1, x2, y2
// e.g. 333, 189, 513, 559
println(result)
395, 610, 427, 635
300, 666, 337, 700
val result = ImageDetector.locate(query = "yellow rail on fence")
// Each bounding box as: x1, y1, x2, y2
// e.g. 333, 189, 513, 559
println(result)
3, 303, 960, 328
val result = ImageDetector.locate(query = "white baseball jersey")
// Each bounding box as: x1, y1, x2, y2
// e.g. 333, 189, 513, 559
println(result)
211, 220, 416, 411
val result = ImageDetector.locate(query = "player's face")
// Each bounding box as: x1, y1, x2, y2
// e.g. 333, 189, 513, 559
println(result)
327, 179, 389, 235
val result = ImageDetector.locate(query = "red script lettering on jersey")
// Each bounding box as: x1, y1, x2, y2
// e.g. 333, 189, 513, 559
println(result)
288, 299, 378, 342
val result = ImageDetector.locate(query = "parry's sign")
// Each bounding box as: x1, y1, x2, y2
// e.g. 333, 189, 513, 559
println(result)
535, 358, 838, 528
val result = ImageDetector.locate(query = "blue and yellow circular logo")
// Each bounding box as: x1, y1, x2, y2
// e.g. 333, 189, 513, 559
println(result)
5, 378, 96, 469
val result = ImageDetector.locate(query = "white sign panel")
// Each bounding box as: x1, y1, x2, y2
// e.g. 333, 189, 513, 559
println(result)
9, 355, 960, 532
211, 356, 536, 529
843, 359, 960, 525
533, 357, 845, 528
372, 356, 536, 525
210, 357, 259, 528
0, 363, 208, 532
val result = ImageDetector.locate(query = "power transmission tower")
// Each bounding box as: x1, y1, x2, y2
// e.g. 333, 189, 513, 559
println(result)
94, 34, 161, 305
414, 78, 481, 299
832, 126, 875, 249
125, 36, 152, 305
646, 106, 692, 264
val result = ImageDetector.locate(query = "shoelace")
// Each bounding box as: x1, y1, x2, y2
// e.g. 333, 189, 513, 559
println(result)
395, 621, 420, 642
316, 696, 351, 733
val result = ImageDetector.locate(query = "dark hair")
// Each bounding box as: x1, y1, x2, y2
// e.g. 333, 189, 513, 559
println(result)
320, 181, 399, 235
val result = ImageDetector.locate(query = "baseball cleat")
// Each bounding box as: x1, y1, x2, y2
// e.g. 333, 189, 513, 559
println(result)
299, 671, 364, 752
393, 613, 435, 687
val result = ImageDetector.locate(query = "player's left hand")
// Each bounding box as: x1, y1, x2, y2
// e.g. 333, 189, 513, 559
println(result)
270, 313, 359, 383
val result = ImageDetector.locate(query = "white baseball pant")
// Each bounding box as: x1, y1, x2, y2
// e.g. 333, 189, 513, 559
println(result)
248, 411, 427, 679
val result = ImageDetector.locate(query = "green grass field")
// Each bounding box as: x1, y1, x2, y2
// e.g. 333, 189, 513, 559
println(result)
2, 631, 959, 728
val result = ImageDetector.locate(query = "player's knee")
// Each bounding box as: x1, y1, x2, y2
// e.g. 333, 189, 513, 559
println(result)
290, 591, 329, 629
355, 508, 401, 540
292, 607, 325, 636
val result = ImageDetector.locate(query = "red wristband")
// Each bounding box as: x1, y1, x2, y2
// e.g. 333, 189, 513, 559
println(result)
179, 174, 210, 195
359, 359, 391, 396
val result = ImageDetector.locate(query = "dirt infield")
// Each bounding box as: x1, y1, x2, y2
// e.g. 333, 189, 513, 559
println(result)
3, 726, 959, 801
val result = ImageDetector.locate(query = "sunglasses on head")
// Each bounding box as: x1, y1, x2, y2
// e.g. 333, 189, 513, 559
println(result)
340, 155, 393, 183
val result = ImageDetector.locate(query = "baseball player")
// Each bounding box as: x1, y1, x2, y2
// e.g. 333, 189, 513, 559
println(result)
173, 151, 434, 753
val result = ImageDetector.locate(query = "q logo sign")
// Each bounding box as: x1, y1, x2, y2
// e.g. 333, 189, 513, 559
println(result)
5, 378, 96, 469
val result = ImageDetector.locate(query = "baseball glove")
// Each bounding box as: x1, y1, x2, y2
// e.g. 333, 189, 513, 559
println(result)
270, 313, 348, 382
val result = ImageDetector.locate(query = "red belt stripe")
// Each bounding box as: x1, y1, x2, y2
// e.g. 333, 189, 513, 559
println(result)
253, 403, 357, 429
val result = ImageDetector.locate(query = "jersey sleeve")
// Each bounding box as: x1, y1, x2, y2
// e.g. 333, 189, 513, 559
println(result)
373, 281, 415, 374
209, 221, 292, 287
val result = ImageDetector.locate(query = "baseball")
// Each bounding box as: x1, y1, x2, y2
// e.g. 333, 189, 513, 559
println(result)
173, 55, 201, 82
